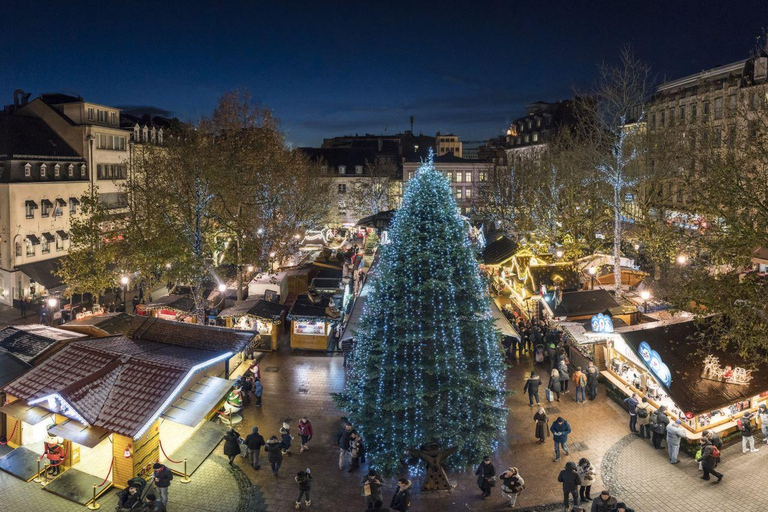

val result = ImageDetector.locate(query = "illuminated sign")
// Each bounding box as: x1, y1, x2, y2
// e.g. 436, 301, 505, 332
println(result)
638, 341, 672, 387
701, 355, 752, 386
591, 313, 614, 333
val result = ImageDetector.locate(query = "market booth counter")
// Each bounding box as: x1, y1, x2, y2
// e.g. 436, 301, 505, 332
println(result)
0, 317, 255, 507
288, 294, 340, 351
598, 319, 768, 438
217, 299, 287, 350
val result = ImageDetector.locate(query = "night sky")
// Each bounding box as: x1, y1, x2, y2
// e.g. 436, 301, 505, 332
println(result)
3, 1, 768, 146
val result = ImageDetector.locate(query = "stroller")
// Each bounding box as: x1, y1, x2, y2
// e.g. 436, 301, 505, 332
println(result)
116, 477, 150, 510
534, 344, 545, 364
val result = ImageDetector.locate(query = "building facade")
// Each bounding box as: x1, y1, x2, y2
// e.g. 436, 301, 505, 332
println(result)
435, 132, 462, 157
402, 154, 490, 215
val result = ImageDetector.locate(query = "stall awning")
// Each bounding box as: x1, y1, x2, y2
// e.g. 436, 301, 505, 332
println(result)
16, 257, 65, 290
56, 230, 69, 240
160, 376, 233, 428
25, 234, 40, 245
48, 419, 110, 448
25, 200, 38, 209
42, 232, 55, 242
69, 197, 80, 205
340, 279, 371, 341
55, 198, 67, 206
0, 401, 52, 425
490, 301, 519, 338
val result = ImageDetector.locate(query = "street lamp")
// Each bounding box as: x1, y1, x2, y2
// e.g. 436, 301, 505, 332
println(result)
218, 283, 227, 293
676, 254, 688, 265
120, 276, 129, 312
640, 290, 651, 313
47, 297, 58, 326
165, 263, 172, 270
247, 264, 254, 273
555, 249, 564, 259
633, 243, 640, 251
588, 267, 597, 290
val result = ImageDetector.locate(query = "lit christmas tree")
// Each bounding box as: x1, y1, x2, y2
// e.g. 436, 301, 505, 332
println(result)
334, 151, 507, 475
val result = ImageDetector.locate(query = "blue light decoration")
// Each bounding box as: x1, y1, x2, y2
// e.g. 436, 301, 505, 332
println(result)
333, 149, 507, 474
590, 313, 614, 333
638, 341, 672, 387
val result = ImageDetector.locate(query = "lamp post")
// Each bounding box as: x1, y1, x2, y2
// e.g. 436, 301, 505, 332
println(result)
640, 290, 651, 313
676, 254, 688, 265
47, 297, 58, 326
555, 249, 564, 259
120, 276, 129, 312
588, 267, 597, 290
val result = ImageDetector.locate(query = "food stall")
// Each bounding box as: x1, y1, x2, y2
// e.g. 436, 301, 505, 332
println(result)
137, 294, 196, 323
217, 299, 286, 350
287, 294, 340, 351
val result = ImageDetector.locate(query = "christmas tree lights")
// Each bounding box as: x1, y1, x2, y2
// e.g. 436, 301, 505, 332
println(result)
334, 150, 507, 475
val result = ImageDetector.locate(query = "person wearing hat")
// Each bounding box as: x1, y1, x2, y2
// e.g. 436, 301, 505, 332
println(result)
361, 468, 383, 508
665, 419, 686, 464
152, 463, 173, 506
474, 456, 496, 499
143, 493, 165, 512
500, 467, 525, 508
758, 403, 768, 444
611, 502, 635, 512
733, 410, 759, 454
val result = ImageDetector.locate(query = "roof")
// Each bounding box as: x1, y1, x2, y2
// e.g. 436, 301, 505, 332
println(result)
617, 320, 768, 415
481, 236, 518, 266
526, 263, 580, 295
144, 294, 195, 312
544, 289, 619, 318
16, 257, 65, 290
61, 312, 134, 336
0, 324, 82, 363
356, 209, 396, 228
0, 115, 81, 159
0, 351, 32, 388
753, 247, 768, 262
218, 299, 286, 321
3, 317, 253, 437
311, 277, 344, 292
299, 147, 379, 171
39, 93, 83, 104
404, 153, 486, 164
288, 294, 332, 321
657, 60, 748, 92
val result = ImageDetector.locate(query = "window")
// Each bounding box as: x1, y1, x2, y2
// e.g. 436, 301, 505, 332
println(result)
40, 163, 47, 177
465, 172, 472, 182
87, 107, 94, 121
338, 184, 346, 194
479, 171, 487, 182
355, 165, 363, 175
25, 240, 34, 257
465, 188, 472, 199
97, 109, 107, 123
41, 236, 50, 254
68, 164, 74, 177
80, 165, 87, 177
97, 134, 126, 151
56, 234, 65, 251
536, 119, 541, 127
142, 126, 148, 142
54, 198, 65, 216
713, 127, 722, 147
660, 111, 665, 126
24, 163, 31, 177
54, 164, 60, 177
533, 133, 539, 142
338, 165, 346, 174
150, 128, 156, 144
651, 113, 656, 128
714, 97, 723, 119
524, 135, 530, 143
680, 105, 686, 122
41, 199, 52, 217
69, 198, 79, 214
25, 201, 36, 219
157, 129, 163, 145
408, 171, 414, 180
691, 103, 697, 120
455, 172, 462, 183
455, 189, 462, 199
97, 164, 126, 180
15, 242, 21, 258
703, 101, 710, 118
133, 125, 140, 142
669, 108, 675, 126
729, 94, 737, 114
110, 112, 117, 125
321, 166, 328, 175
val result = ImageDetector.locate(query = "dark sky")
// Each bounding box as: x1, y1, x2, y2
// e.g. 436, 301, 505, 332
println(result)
2, 1, 767, 146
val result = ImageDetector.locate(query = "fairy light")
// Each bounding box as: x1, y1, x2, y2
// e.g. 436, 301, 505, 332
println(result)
333, 149, 507, 473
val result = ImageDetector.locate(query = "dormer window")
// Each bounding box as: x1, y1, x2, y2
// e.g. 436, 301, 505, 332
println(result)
110, 112, 117, 125
68, 164, 74, 177
157, 128, 163, 145
133, 125, 140, 142
40, 163, 47, 177
54, 164, 60, 177
142, 126, 148, 142
24, 163, 31, 177
355, 165, 363, 175
80, 164, 87, 177
338, 165, 346, 174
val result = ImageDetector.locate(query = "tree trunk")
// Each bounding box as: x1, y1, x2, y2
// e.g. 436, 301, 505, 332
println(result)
236, 235, 244, 301
613, 187, 622, 296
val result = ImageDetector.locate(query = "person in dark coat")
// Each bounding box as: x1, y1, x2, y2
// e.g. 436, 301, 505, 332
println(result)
474, 456, 496, 499
558, 361, 570, 393
558, 461, 581, 510
523, 371, 541, 406
143, 493, 165, 512
611, 503, 635, 512
152, 463, 173, 507
362, 469, 384, 509
264, 436, 284, 475
390, 478, 411, 511
335, 422, 355, 470
244, 426, 265, 469
117, 484, 142, 509
548, 368, 562, 402
698, 439, 723, 482
295, 469, 313, 508
534, 407, 549, 443
368, 500, 390, 511
650, 405, 669, 449
590, 490, 618, 512
223, 428, 242, 465
586, 366, 599, 400
550, 417, 571, 461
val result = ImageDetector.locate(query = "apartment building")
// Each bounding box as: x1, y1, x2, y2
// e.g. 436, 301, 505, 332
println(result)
435, 132, 463, 157
402, 154, 489, 215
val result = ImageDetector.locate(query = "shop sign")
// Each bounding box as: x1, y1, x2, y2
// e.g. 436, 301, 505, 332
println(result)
591, 313, 614, 333
701, 355, 753, 386
638, 341, 672, 387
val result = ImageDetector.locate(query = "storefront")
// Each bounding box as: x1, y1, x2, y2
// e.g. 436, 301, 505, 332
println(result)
597, 319, 768, 437
137, 294, 196, 323
217, 299, 286, 350
288, 294, 339, 351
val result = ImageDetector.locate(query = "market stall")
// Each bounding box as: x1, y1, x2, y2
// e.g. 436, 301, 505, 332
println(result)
217, 299, 286, 350
138, 294, 196, 323
287, 294, 340, 351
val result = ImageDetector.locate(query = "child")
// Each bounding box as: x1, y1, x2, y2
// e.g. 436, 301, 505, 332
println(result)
281, 422, 295, 455
253, 378, 263, 407
295, 469, 312, 509
298, 417, 314, 452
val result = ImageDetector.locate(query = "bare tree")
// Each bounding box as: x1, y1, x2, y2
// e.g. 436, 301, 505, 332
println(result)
347, 157, 398, 219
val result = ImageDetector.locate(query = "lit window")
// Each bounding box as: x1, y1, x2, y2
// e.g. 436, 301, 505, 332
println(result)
455, 172, 462, 183
465, 188, 472, 199
455, 188, 462, 199
465, 172, 472, 182
338, 165, 346, 174
479, 172, 487, 182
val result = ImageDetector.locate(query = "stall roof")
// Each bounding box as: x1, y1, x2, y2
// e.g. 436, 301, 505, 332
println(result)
16, 257, 66, 291
544, 289, 620, 318
0, 324, 83, 364
2, 317, 254, 437
144, 294, 195, 313
311, 277, 344, 292
525, 263, 580, 295
481, 236, 518, 266
288, 294, 332, 321
160, 375, 233, 427
618, 320, 768, 415
490, 302, 520, 338
217, 299, 286, 321
340, 279, 372, 341
61, 312, 134, 337
0, 351, 31, 388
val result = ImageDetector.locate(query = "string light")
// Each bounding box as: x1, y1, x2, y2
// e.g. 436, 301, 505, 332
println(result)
333, 149, 507, 474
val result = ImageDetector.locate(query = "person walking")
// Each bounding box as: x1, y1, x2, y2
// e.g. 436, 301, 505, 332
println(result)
572, 367, 587, 403
523, 371, 541, 407
703, 429, 723, 466
550, 416, 572, 462
548, 368, 562, 402
152, 463, 173, 507
244, 426, 265, 469
223, 428, 242, 465
475, 456, 496, 499
390, 478, 412, 511
335, 422, 355, 470
298, 417, 314, 452
534, 407, 549, 444
650, 406, 669, 449
666, 419, 686, 464
698, 438, 723, 483
280, 422, 295, 455
758, 403, 768, 444
264, 436, 284, 476
348, 431, 365, 472
500, 467, 525, 508
623, 393, 639, 434
341, 336, 355, 368
558, 362, 570, 394
294, 469, 312, 509
636, 397, 651, 439
577, 458, 595, 502
20, 296, 26, 318
253, 378, 263, 407
589, 490, 617, 512
362, 469, 384, 509
558, 461, 581, 511
735, 411, 759, 453
586, 366, 599, 400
